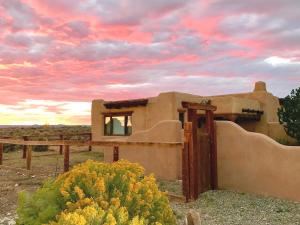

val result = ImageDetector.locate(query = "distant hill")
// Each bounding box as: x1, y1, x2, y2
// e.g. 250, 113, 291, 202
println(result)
0, 125, 90, 128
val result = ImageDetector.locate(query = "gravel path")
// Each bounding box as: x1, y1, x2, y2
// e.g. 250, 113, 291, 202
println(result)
0, 213, 16, 225
171, 190, 300, 225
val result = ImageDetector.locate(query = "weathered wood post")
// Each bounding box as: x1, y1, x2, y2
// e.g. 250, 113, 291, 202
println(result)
187, 108, 198, 200
113, 146, 119, 162
22, 136, 28, 158
59, 135, 63, 155
26, 145, 32, 170
211, 121, 218, 190
205, 110, 218, 190
0, 143, 3, 165
183, 122, 193, 202
64, 145, 70, 172
89, 133, 92, 151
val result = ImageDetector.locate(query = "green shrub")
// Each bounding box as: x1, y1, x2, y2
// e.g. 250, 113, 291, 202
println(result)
17, 160, 176, 225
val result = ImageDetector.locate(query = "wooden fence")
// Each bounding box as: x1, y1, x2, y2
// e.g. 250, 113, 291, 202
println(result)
0, 137, 182, 172
0, 127, 209, 202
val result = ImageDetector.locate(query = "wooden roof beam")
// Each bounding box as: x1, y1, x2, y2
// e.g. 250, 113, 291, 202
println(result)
182, 101, 217, 111
104, 98, 148, 109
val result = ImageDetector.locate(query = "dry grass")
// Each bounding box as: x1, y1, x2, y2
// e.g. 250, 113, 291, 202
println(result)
0, 147, 103, 220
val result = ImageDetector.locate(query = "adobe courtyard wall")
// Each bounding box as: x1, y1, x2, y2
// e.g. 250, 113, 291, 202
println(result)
216, 121, 300, 202
101, 120, 182, 180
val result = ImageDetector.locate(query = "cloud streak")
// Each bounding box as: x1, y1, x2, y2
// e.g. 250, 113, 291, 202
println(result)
0, 0, 299, 124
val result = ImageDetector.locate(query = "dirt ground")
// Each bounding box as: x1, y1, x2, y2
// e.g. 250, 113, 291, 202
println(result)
0, 146, 103, 220
1, 148, 300, 225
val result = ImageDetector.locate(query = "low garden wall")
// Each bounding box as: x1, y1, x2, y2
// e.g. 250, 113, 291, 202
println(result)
102, 120, 182, 180
216, 121, 300, 202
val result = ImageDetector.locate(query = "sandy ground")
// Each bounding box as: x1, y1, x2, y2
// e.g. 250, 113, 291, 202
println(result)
0, 147, 103, 224
1, 150, 300, 225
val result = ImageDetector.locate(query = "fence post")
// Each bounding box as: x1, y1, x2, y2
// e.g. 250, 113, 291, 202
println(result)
22, 136, 28, 159
59, 135, 63, 155
183, 122, 193, 202
113, 146, 119, 162
89, 133, 92, 151
0, 143, 3, 165
26, 145, 32, 170
64, 145, 70, 172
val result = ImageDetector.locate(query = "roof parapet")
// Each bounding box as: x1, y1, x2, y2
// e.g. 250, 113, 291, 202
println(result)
253, 81, 267, 92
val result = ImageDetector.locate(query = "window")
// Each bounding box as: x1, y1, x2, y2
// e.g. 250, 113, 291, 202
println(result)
104, 113, 132, 136
179, 112, 185, 128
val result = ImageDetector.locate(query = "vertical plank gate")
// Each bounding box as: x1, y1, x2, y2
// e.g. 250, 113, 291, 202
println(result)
182, 101, 218, 201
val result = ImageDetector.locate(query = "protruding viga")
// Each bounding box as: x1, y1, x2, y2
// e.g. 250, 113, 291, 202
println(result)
184, 210, 201, 225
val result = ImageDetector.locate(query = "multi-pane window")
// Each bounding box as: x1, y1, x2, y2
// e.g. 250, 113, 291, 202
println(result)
104, 114, 132, 136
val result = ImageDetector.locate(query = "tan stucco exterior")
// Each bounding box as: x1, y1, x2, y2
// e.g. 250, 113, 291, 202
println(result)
92, 81, 293, 143
216, 121, 300, 202
102, 120, 182, 180
91, 81, 300, 201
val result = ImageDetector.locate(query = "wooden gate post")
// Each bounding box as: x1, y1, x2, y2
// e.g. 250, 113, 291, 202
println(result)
211, 121, 218, 190
26, 146, 32, 170
64, 145, 70, 172
205, 110, 218, 190
183, 122, 193, 202
22, 136, 28, 158
187, 108, 199, 200
59, 135, 63, 155
0, 143, 3, 165
113, 146, 119, 162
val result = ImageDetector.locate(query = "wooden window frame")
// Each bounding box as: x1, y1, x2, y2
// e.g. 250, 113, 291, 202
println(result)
103, 112, 133, 136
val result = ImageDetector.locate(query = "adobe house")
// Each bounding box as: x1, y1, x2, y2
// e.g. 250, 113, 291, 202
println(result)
92, 81, 291, 143
91, 81, 300, 202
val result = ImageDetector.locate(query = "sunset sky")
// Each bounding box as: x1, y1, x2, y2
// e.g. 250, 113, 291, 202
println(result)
0, 0, 299, 125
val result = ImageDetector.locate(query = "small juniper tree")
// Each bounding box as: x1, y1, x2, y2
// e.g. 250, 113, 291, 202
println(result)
277, 87, 300, 144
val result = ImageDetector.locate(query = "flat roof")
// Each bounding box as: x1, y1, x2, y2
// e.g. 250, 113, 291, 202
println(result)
104, 98, 148, 109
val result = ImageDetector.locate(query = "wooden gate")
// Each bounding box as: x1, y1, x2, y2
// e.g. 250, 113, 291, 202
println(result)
182, 101, 217, 201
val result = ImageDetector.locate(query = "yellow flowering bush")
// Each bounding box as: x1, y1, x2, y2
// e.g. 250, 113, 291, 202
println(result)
17, 160, 176, 225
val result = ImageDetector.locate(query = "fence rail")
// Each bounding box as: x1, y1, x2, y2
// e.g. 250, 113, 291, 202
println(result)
0, 139, 182, 146
0, 137, 182, 172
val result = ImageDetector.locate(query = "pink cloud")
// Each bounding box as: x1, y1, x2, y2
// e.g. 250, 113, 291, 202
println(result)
0, 0, 299, 124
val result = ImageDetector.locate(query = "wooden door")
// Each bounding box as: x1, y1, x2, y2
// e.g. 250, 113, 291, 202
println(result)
197, 132, 211, 193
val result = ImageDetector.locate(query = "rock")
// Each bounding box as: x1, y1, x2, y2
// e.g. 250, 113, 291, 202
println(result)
14, 183, 19, 187
184, 210, 201, 225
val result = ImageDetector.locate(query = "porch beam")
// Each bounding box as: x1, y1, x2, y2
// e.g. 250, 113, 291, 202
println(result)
182, 102, 217, 111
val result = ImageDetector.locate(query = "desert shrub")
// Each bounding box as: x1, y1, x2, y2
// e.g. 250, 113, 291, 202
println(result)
17, 160, 176, 225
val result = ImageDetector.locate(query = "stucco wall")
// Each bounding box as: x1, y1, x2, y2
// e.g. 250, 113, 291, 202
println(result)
92, 82, 291, 143
216, 121, 300, 202
102, 120, 183, 180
